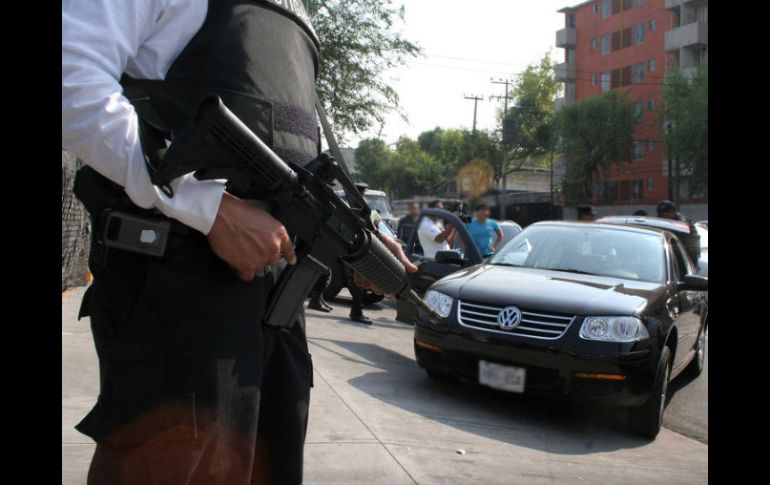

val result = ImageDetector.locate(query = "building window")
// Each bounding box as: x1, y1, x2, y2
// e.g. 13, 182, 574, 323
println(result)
649, 19, 656, 31
591, 74, 597, 86
633, 24, 646, 44
632, 62, 645, 83
567, 14, 576, 28
591, 38, 597, 49
621, 65, 632, 86
592, 1, 598, 14
566, 48, 576, 63
634, 0, 645, 6
647, 99, 656, 111
601, 0, 611, 18
633, 141, 644, 161
647, 140, 657, 151
600, 72, 610, 92
633, 101, 644, 121
648, 58, 656, 72
600, 34, 611, 55
647, 178, 654, 191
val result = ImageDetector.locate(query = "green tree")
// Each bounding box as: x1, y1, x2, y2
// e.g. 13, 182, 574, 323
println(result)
498, 55, 559, 186
308, 0, 420, 141
355, 138, 393, 191
556, 91, 637, 204
663, 61, 708, 188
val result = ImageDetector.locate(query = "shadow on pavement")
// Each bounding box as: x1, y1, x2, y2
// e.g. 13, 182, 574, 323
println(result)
314, 338, 652, 456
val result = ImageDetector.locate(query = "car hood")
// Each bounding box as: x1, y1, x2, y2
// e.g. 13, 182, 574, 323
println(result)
431, 264, 665, 316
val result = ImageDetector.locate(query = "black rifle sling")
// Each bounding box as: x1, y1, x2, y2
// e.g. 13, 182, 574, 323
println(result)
314, 96, 371, 225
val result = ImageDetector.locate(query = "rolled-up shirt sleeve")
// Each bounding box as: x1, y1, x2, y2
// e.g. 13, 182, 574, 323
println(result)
62, 0, 223, 235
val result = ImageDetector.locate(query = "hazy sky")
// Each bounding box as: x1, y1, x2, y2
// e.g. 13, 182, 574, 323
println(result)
350, 0, 569, 146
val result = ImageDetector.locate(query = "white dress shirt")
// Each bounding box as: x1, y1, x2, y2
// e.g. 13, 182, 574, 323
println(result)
417, 217, 450, 259
62, 0, 225, 235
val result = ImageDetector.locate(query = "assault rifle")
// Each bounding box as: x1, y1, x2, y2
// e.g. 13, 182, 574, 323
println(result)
152, 96, 437, 326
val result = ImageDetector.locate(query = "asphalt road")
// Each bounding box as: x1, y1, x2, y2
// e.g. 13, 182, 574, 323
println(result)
62, 287, 707, 484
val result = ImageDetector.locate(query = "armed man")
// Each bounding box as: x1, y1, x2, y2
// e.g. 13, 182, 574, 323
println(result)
62, 0, 416, 483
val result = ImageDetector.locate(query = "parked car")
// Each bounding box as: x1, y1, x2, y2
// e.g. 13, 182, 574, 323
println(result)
407, 221, 707, 439
599, 215, 708, 302
498, 220, 523, 248
336, 188, 398, 230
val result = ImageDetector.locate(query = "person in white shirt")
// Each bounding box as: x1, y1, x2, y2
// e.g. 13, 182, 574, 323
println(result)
62, 1, 415, 483
418, 200, 456, 259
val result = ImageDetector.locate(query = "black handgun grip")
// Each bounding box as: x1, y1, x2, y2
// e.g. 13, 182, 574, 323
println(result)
344, 231, 408, 296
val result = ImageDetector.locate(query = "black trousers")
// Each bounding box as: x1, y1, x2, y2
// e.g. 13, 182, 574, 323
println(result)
76, 235, 312, 485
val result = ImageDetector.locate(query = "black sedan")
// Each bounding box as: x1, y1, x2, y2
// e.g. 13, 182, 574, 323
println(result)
411, 221, 708, 438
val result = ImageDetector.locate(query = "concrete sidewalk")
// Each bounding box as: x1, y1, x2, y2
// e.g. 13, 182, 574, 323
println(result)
63, 287, 707, 484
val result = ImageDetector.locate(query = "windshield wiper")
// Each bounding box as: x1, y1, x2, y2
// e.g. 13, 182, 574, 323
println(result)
552, 268, 598, 276
493, 262, 523, 268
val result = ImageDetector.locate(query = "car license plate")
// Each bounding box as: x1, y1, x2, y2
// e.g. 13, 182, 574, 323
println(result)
478, 361, 526, 393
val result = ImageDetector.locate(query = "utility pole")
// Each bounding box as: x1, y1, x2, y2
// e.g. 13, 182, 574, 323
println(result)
491, 78, 515, 190
464, 95, 483, 134
491, 78, 514, 115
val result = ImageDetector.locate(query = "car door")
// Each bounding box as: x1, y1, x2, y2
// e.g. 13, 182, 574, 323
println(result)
669, 237, 704, 373
395, 208, 484, 324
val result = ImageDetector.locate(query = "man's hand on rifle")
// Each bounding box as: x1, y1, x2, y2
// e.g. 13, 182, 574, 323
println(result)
353, 233, 418, 296
208, 192, 297, 281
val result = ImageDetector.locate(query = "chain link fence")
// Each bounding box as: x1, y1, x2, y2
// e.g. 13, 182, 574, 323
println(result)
62, 150, 91, 291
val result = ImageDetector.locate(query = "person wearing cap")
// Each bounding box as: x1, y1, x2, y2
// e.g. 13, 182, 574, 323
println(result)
657, 200, 687, 221
577, 205, 596, 221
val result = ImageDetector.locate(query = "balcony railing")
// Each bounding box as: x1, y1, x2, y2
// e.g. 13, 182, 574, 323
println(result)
665, 21, 708, 51
555, 62, 576, 82
556, 27, 576, 48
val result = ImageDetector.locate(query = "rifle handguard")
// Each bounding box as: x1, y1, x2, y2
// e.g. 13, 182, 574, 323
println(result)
344, 231, 407, 296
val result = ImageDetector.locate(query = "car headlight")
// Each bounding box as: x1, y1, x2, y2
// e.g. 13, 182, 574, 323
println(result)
579, 316, 649, 342
424, 290, 455, 319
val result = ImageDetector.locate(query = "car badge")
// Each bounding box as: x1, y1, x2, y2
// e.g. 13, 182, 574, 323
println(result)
497, 306, 522, 330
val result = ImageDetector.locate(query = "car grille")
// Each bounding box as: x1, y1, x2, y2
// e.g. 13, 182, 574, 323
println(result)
457, 300, 575, 340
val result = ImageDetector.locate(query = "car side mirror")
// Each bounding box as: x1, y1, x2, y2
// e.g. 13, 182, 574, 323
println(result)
435, 250, 465, 265
678, 274, 708, 292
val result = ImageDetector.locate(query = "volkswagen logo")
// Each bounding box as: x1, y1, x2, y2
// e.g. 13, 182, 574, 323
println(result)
497, 306, 522, 330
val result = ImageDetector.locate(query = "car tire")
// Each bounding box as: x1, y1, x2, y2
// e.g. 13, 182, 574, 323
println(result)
628, 346, 671, 440
322, 261, 347, 301
684, 325, 707, 378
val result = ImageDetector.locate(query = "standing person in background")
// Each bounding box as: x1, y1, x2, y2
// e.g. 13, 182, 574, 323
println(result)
348, 183, 375, 324
397, 202, 421, 244
467, 204, 503, 257
308, 271, 333, 313
657, 200, 687, 222
417, 200, 455, 259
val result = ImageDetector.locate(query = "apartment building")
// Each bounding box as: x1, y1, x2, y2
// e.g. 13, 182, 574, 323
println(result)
556, 0, 707, 213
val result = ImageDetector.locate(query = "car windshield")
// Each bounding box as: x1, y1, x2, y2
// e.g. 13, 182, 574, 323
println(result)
366, 195, 392, 218
490, 225, 666, 283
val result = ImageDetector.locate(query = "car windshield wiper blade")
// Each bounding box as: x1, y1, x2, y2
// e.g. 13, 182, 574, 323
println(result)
493, 262, 523, 267
551, 268, 598, 276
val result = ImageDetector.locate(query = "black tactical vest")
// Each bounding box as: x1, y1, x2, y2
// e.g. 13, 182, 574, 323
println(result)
117, 0, 321, 200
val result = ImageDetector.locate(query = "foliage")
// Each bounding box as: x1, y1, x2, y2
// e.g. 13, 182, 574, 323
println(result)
663, 61, 708, 185
354, 128, 503, 198
308, 0, 420, 142
496, 55, 558, 184
556, 91, 637, 203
